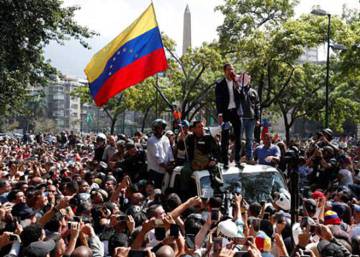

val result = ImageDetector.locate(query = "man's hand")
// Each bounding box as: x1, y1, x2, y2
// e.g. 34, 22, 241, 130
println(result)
126, 215, 135, 233
55, 195, 73, 210
0, 232, 12, 248
234, 194, 242, 208
298, 231, 310, 248
113, 247, 130, 257
163, 214, 175, 230
81, 224, 95, 237
187, 196, 202, 208
70, 221, 81, 239
219, 248, 236, 257
318, 224, 333, 241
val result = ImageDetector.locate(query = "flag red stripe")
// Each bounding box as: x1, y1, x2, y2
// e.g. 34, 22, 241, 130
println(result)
94, 48, 167, 106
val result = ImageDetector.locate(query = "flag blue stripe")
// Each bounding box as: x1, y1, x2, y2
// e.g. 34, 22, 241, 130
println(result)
89, 27, 164, 97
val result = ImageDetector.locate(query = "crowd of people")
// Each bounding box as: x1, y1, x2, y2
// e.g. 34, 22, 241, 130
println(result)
0, 118, 359, 257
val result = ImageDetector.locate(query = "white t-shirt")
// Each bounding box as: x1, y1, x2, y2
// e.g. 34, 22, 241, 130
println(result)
147, 135, 174, 174
226, 78, 236, 110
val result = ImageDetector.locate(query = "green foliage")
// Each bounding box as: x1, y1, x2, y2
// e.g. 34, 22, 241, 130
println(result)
0, 0, 96, 116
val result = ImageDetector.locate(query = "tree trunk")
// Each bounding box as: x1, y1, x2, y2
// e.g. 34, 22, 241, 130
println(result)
285, 123, 290, 145
142, 105, 152, 132
110, 118, 117, 135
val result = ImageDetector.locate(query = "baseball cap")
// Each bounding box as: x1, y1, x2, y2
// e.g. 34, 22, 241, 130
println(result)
23, 240, 56, 257
312, 191, 325, 200
324, 210, 341, 225
255, 231, 272, 252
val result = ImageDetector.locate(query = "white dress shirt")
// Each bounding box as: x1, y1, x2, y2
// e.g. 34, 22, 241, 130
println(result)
147, 134, 174, 174
226, 78, 236, 109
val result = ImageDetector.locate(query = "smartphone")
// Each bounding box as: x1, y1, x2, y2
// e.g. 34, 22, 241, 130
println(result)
233, 237, 247, 245
117, 215, 127, 222
9, 234, 18, 241
185, 234, 195, 249
260, 200, 266, 207
68, 222, 72, 229
73, 216, 81, 222
211, 208, 219, 221
213, 237, 222, 252
170, 224, 179, 238
246, 236, 255, 246
310, 224, 319, 234
234, 251, 248, 257
129, 250, 147, 257
155, 227, 166, 241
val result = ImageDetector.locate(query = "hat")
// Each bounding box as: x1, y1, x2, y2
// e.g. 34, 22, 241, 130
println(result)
275, 192, 290, 211
181, 120, 190, 127
324, 210, 341, 225
312, 191, 325, 200
23, 240, 56, 257
217, 219, 239, 238
125, 140, 135, 150
255, 231, 272, 252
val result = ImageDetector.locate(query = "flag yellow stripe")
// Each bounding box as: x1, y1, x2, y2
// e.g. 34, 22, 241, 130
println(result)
84, 4, 157, 83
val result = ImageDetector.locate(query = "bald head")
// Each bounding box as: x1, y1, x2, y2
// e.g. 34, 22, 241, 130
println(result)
71, 246, 93, 257
156, 245, 175, 257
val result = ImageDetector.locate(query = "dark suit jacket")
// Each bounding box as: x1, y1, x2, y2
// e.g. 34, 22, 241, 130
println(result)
215, 78, 241, 116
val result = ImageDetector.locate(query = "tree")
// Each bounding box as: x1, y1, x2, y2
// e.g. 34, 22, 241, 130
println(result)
0, 0, 96, 116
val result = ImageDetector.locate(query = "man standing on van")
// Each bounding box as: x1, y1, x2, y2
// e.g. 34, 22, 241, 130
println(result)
215, 63, 242, 168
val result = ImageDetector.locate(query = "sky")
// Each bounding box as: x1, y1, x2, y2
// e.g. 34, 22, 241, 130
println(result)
44, 0, 360, 79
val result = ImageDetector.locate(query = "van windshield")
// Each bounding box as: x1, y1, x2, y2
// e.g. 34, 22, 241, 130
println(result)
199, 171, 286, 203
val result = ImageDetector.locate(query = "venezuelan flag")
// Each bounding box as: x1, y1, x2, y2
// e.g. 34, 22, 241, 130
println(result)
84, 4, 168, 106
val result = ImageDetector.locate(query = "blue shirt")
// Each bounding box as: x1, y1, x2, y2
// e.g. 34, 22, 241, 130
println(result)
254, 144, 281, 165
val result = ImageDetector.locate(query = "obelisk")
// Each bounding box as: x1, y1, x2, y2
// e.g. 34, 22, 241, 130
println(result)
182, 4, 192, 55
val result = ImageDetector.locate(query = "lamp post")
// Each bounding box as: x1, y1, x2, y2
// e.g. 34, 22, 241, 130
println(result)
311, 8, 331, 128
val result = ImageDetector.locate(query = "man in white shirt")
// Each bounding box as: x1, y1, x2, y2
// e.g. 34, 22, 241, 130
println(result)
147, 119, 175, 188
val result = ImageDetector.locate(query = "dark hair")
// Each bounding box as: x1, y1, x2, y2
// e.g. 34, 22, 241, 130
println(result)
260, 219, 273, 238
7, 189, 20, 202
44, 212, 64, 233
65, 181, 79, 194
164, 193, 182, 212
249, 203, 262, 217
108, 233, 129, 256
184, 217, 203, 235
20, 224, 42, 247
146, 204, 162, 219
223, 63, 232, 71
192, 120, 202, 128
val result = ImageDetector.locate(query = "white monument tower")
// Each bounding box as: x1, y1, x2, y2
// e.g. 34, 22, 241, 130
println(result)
182, 4, 192, 55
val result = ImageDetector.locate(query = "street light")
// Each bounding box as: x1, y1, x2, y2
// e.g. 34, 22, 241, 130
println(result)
311, 8, 331, 128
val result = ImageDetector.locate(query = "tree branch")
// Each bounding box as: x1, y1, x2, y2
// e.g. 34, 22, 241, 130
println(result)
185, 82, 216, 117
154, 76, 173, 111
164, 45, 188, 80
183, 65, 206, 104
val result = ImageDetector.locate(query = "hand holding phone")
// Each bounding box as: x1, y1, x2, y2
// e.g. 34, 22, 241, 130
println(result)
170, 224, 179, 238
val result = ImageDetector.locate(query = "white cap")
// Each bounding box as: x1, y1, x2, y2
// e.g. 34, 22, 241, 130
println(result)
217, 219, 239, 238
275, 190, 291, 211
